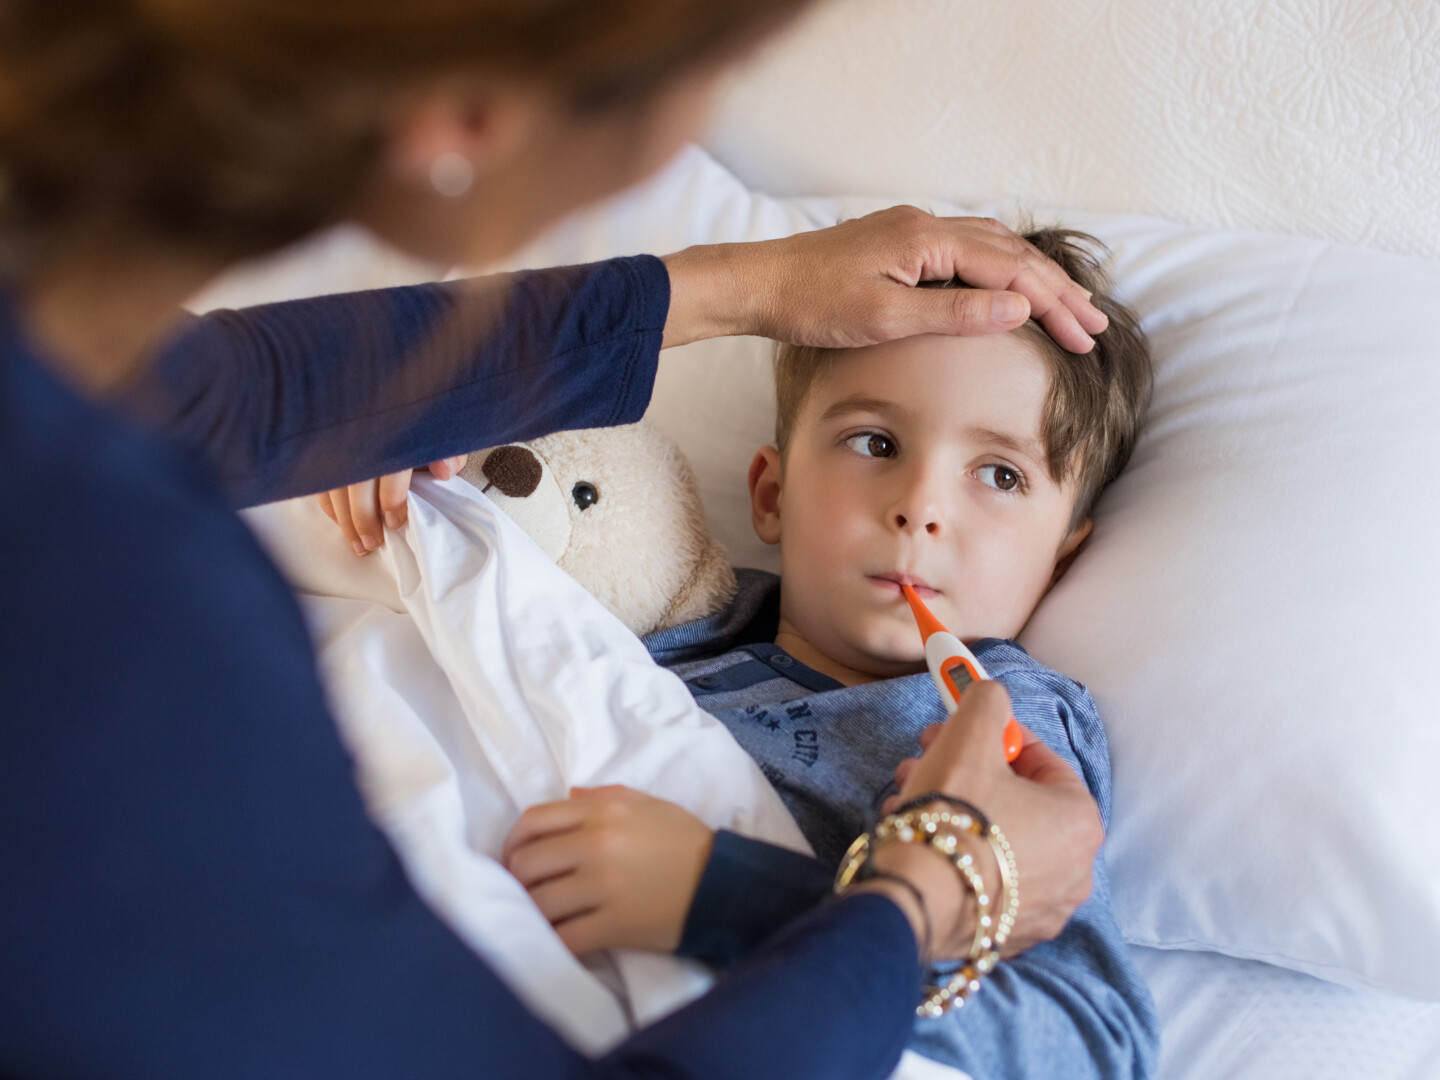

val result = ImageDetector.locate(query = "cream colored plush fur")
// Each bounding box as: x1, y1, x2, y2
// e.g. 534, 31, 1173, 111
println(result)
459, 422, 736, 638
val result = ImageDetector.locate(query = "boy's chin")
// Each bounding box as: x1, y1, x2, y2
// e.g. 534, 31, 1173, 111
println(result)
844, 636, 927, 678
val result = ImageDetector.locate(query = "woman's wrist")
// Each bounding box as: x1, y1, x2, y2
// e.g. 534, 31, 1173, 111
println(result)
660, 243, 754, 348
843, 836, 980, 963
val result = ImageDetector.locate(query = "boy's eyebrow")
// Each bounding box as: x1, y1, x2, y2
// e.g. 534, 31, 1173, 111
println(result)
817, 395, 905, 422
969, 426, 1046, 464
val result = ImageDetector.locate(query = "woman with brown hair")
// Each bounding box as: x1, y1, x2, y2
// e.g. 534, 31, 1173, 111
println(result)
0, 2, 1109, 1077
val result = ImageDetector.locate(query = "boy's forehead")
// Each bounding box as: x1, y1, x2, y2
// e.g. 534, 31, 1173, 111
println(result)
802, 332, 1052, 424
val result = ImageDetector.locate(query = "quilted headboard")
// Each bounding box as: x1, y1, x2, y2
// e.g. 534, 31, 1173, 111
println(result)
705, 0, 1440, 258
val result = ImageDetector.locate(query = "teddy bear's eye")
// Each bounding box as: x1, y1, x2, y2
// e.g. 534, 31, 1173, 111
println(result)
571, 481, 600, 510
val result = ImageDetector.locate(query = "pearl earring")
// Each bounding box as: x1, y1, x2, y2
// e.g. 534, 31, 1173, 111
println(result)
429, 151, 474, 198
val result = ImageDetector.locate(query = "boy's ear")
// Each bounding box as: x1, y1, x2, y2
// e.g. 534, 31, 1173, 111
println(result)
748, 446, 784, 546
1050, 518, 1094, 587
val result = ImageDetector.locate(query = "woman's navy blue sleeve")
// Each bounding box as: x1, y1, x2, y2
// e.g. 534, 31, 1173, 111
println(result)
125, 256, 668, 507
614, 894, 919, 1080
1, 292, 924, 1079
680, 830, 834, 968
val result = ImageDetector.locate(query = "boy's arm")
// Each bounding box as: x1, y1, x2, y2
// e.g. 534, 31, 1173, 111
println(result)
502, 784, 833, 962
122, 257, 667, 508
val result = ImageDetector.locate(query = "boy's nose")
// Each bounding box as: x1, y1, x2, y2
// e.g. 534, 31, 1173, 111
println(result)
892, 509, 941, 536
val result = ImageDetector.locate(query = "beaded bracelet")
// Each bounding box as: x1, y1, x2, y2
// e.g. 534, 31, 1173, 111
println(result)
834, 800, 1020, 1017
875, 808, 994, 964
888, 790, 991, 831
984, 821, 1020, 952
885, 795, 1020, 958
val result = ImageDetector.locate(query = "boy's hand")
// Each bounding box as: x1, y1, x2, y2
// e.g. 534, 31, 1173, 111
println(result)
315, 455, 467, 556
501, 785, 716, 956
662, 206, 1109, 354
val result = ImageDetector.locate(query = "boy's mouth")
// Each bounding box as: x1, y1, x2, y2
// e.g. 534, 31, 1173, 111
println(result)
867, 573, 939, 598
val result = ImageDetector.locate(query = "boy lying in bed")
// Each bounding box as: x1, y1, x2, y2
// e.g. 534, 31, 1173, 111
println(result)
502, 228, 1159, 1080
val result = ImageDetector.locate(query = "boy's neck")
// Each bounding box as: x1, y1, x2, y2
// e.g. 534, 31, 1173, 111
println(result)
774, 616, 889, 688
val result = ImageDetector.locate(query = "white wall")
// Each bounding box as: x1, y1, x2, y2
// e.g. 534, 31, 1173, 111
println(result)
705, 0, 1440, 257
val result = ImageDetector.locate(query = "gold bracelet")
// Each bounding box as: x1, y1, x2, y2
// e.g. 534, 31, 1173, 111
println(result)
921, 961, 985, 1018
883, 807, 1020, 958
984, 821, 1019, 954
874, 809, 993, 962
917, 821, 1019, 1017
834, 804, 1014, 1017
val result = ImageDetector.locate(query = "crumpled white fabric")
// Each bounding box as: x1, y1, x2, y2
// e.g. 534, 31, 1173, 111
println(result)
247, 476, 809, 1051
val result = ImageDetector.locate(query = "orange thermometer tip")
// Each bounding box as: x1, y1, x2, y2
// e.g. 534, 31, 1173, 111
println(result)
899, 583, 947, 643
901, 584, 1025, 765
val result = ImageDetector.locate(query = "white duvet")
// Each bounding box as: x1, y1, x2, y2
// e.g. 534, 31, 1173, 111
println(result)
245, 475, 962, 1079
246, 475, 803, 1049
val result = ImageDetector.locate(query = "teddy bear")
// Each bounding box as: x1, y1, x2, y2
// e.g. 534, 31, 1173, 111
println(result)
458, 421, 736, 638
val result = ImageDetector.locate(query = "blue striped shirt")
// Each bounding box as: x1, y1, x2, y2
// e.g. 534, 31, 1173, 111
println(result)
650, 569, 1160, 1080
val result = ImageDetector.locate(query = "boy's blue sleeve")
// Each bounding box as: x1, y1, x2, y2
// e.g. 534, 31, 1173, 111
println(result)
908, 646, 1159, 1080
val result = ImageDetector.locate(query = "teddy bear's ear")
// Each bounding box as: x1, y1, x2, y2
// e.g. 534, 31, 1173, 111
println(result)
654, 539, 738, 633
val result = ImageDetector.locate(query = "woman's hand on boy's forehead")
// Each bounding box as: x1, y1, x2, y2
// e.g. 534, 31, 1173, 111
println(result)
930, 214, 1110, 353
661, 205, 1107, 354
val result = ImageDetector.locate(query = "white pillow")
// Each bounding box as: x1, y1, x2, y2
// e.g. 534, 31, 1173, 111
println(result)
495, 147, 1440, 997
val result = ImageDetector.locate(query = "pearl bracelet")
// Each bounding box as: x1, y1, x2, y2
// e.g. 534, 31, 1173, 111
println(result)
834, 801, 1020, 1017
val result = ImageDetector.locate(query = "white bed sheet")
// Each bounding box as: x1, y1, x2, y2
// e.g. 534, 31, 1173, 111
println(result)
1134, 945, 1440, 1080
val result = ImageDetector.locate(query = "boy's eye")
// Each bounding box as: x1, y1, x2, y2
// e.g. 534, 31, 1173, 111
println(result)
977, 464, 1023, 492
844, 432, 896, 458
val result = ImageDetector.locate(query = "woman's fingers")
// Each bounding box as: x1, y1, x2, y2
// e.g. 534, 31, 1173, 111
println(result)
937, 216, 1108, 334
917, 721, 945, 750
896, 680, 1015, 802
502, 785, 714, 956
1008, 732, 1089, 789
911, 221, 1101, 352
891, 757, 919, 794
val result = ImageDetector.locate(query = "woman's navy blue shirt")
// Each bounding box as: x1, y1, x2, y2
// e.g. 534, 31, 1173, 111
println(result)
0, 257, 920, 1079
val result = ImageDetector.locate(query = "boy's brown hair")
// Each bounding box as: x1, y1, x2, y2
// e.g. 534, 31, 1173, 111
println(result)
773, 227, 1151, 530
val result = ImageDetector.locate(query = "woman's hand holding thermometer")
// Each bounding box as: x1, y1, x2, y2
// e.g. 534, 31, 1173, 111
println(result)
901, 584, 1024, 763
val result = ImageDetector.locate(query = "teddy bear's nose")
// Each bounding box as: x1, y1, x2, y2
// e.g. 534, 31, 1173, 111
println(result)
480, 444, 543, 498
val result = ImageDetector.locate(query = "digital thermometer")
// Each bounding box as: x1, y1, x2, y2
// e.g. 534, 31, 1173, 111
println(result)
900, 584, 1024, 763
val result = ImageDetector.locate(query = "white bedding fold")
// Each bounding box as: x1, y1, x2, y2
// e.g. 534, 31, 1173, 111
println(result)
245, 476, 808, 1051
